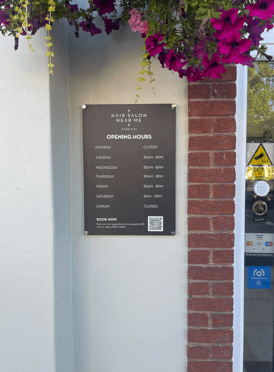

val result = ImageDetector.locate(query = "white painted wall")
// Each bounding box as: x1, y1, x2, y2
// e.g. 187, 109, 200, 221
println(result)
68, 8, 188, 372
0, 30, 56, 371
234, 64, 247, 372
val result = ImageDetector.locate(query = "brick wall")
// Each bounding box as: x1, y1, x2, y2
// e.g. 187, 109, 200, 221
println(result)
187, 66, 236, 372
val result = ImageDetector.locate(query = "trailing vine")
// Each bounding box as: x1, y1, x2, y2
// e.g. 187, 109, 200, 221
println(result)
135, 51, 155, 103
45, 0, 56, 74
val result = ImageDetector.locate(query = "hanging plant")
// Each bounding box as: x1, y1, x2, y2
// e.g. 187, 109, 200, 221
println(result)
1, 0, 273, 81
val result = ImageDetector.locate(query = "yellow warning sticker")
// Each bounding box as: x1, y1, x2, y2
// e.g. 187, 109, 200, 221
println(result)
246, 165, 274, 180
248, 144, 272, 166
246, 144, 274, 180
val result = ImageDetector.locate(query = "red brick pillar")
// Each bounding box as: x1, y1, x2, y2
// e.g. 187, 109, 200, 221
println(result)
187, 66, 237, 372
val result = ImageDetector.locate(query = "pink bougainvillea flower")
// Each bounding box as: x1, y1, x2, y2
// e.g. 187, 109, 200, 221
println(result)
80, 20, 102, 36
165, 49, 187, 71
218, 28, 252, 64
141, 20, 149, 34
246, 0, 274, 20
202, 53, 226, 79
145, 34, 166, 57
93, 0, 115, 16
128, 9, 141, 31
103, 17, 120, 35
128, 9, 149, 34
211, 8, 246, 40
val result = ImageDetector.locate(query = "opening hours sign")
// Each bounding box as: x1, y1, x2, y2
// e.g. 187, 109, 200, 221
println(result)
82, 104, 176, 235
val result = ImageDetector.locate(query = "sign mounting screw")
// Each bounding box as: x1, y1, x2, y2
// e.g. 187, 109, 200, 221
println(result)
171, 104, 176, 109
85, 231, 89, 236
82, 105, 86, 109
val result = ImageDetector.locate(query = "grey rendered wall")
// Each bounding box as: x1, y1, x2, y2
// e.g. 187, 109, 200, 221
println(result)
0, 21, 74, 372
51, 21, 74, 371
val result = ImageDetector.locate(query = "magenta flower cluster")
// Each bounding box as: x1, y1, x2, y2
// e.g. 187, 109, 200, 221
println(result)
140, 0, 274, 81
0, 0, 124, 50
144, 32, 228, 81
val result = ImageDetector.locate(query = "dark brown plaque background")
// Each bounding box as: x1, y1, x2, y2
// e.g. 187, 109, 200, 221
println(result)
82, 104, 176, 235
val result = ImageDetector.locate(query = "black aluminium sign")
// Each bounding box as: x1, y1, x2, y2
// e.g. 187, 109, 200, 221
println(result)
82, 104, 176, 235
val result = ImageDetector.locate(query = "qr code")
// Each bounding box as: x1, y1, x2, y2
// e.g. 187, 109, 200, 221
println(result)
148, 216, 163, 232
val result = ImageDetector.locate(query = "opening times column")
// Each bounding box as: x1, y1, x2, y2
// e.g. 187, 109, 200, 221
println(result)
142, 145, 164, 209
